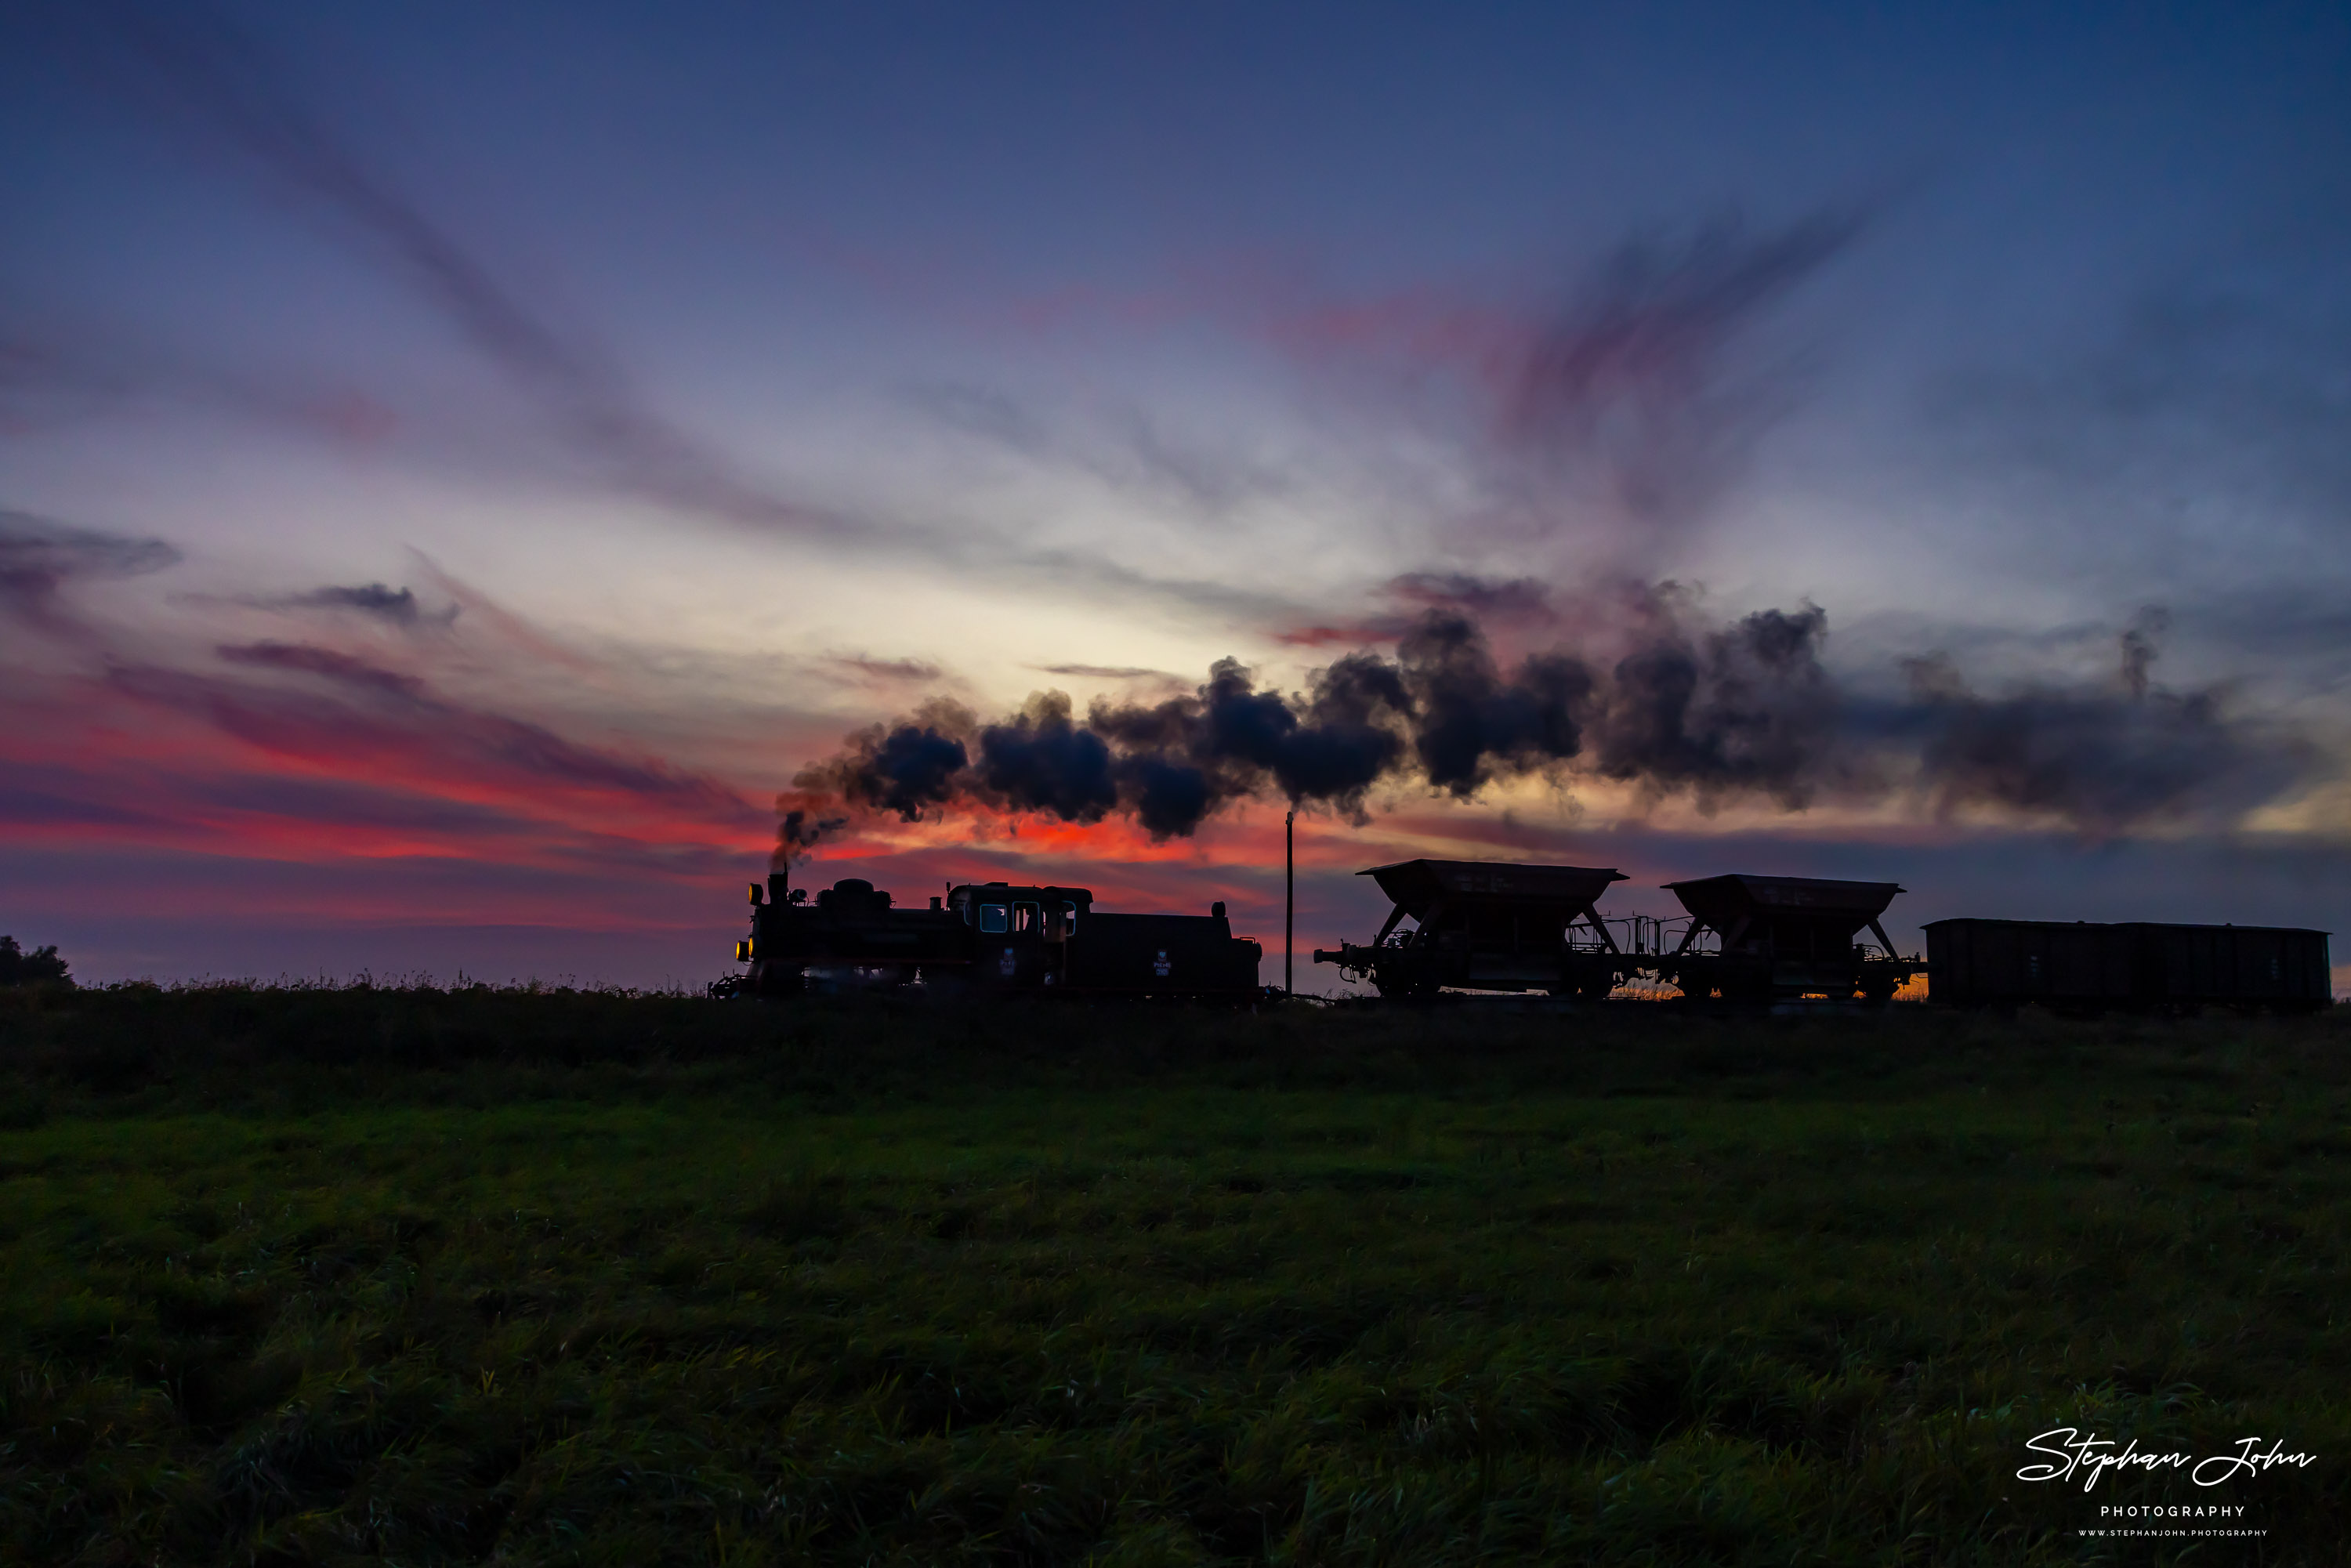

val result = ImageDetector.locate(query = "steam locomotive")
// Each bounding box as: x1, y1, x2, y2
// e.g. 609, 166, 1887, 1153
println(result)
732, 868, 1263, 1000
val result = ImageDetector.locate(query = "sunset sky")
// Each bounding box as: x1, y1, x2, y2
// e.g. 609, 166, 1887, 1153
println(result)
4, 2, 2347, 989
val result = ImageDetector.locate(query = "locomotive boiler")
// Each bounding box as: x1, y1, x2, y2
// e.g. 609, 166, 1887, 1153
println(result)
734, 869, 1262, 1000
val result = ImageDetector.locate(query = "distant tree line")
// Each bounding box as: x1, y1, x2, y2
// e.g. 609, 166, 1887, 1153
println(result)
0, 936, 71, 987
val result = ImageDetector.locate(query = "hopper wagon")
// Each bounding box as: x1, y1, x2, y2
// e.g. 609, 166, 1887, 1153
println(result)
1309, 859, 1629, 999
1314, 860, 1922, 1004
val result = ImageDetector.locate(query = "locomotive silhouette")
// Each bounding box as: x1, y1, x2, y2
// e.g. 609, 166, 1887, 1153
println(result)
735, 869, 1261, 1000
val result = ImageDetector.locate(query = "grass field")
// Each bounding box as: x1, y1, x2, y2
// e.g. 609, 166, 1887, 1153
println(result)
4, 984, 2348, 1563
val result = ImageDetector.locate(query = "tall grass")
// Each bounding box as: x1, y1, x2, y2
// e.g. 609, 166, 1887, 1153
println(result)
4, 985, 2347, 1562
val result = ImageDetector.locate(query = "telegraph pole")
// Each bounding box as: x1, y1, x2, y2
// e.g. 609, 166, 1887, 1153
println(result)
1284, 807, 1295, 996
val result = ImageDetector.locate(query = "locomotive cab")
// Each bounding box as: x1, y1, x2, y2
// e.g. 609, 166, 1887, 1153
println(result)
946, 882, 1094, 989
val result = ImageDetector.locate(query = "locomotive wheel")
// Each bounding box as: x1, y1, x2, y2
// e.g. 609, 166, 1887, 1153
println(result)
752, 963, 808, 998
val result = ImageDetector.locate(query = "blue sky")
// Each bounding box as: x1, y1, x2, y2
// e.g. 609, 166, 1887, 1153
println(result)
3, 2, 2346, 987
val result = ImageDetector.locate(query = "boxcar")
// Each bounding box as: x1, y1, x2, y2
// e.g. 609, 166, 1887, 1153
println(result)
1923, 918, 2331, 1012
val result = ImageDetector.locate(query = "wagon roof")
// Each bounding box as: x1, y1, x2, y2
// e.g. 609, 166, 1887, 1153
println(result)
1922, 917, 2331, 936
1663, 874, 1904, 926
1359, 859, 1626, 918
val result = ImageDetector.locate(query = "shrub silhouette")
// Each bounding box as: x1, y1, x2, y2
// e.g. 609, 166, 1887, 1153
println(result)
0, 935, 70, 987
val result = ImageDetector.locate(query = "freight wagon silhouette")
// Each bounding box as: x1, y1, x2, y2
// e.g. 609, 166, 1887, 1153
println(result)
1312, 859, 1921, 1004
1924, 918, 2331, 1014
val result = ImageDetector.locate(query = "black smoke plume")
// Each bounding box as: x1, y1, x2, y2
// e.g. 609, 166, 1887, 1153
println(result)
1588, 603, 1837, 807
1396, 614, 1587, 795
774, 592, 2313, 864
1897, 619, 2306, 829
976, 694, 1120, 824
772, 594, 1851, 860
792, 702, 972, 821
776, 805, 849, 863
2119, 607, 2169, 701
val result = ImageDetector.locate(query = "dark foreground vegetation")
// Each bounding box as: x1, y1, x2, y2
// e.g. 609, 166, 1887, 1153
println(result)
0, 936, 72, 988
4, 984, 2349, 1564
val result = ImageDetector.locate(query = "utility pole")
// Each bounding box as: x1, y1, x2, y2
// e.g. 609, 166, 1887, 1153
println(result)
1285, 807, 1295, 996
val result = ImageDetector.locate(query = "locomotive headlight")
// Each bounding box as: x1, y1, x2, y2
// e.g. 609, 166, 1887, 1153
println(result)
736, 940, 752, 961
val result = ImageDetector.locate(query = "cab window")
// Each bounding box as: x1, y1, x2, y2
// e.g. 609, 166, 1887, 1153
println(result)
1014, 902, 1038, 936
979, 904, 1009, 934
1063, 900, 1080, 933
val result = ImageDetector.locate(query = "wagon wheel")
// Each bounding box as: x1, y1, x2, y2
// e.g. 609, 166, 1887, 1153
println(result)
1375, 975, 1440, 1001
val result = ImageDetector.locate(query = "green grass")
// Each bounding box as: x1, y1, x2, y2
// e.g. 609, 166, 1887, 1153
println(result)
3, 985, 2349, 1563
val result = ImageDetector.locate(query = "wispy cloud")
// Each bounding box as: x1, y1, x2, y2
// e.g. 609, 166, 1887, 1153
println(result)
902, 377, 1296, 525
1499, 209, 1867, 531
1272, 572, 1562, 650
1032, 663, 1180, 681
110, 642, 763, 821
216, 639, 427, 697
0, 508, 181, 636
0, 504, 772, 940
1928, 259, 2351, 585
273, 582, 453, 627
37, 9, 1887, 631
822, 654, 947, 686
1251, 207, 1872, 556
56, 2, 875, 542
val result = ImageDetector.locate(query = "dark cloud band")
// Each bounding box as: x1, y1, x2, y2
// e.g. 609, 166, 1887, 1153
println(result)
773, 590, 2316, 864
